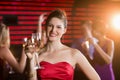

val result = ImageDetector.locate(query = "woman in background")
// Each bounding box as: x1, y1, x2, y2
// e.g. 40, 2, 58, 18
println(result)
89, 20, 115, 80
71, 20, 95, 80
27, 9, 100, 80
0, 23, 27, 80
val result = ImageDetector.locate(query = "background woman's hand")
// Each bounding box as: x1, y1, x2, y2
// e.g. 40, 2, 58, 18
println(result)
88, 37, 96, 45
39, 13, 47, 25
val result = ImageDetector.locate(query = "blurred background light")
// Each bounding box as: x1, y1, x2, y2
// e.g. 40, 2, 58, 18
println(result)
112, 14, 120, 30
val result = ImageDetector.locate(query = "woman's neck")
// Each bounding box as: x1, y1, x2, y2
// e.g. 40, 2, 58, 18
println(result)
46, 40, 63, 52
98, 35, 107, 46
98, 35, 106, 41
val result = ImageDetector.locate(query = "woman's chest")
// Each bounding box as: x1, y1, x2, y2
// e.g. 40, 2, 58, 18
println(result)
39, 51, 76, 68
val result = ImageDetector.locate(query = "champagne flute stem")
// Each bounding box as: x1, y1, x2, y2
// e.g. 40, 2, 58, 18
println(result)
35, 53, 40, 69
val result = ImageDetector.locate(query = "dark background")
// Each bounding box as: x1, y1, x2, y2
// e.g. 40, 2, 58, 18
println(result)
0, 0, 120, 79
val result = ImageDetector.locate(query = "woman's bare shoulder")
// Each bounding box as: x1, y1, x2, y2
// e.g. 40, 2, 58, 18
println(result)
105, 38, 114, 47
0, 46, 9, 52
66, 46, 87, 65
0, 46, 10, 58
106, 37, 114, 43
65, 45, 83, 56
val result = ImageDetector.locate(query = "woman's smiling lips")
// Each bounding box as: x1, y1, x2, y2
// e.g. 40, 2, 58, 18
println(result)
50, 33, 57, 37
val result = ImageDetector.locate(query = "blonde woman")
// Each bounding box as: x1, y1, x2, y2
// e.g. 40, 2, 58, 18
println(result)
0, 23, 27, 80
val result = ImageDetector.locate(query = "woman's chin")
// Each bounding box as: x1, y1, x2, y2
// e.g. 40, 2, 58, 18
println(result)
48, 37, 56, 41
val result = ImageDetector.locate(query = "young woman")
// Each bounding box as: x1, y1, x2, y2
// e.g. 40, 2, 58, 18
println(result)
0, 23, 27, 80
89, 20, 115, 80
27, 9, 100, 80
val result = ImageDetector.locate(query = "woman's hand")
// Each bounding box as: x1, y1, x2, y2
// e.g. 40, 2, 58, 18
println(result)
39, 13, 47, 25
88, 37, 96, 45
37, 13, 47, 35
25, 44, 36, 60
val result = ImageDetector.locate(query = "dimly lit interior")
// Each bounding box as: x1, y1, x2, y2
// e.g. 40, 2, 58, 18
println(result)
0, 0, 120, 80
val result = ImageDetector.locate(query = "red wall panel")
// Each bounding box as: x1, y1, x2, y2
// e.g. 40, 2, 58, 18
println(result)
0, 0, 74, 45
0, 0, 115, 45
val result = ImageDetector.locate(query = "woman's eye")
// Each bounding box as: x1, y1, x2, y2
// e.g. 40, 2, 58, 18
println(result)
48, 24, 52, 27
57, 26, 63, 29
57, 26, 61, 28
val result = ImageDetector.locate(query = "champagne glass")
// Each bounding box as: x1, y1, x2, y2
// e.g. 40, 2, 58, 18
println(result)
85, 41, 89, 49
9, 66, 15, 74
31, 33, 42, 70
23, 37, 28, 48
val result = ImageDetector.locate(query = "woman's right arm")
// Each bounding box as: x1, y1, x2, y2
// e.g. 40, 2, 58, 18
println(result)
89, 38, 114, 64
2, 47, 27, 73
28, 54, 37, 80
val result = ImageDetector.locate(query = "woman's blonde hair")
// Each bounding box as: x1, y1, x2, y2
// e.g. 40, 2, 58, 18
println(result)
0, 23, 10, 47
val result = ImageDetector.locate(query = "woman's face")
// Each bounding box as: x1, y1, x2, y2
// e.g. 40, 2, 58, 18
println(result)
46, 17, 66, 42
93, 21, 108, 38
93, 27, 103, 38
82, 24, 92, 38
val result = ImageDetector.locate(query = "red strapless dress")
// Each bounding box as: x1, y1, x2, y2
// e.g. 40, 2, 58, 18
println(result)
37, 61, 74, 80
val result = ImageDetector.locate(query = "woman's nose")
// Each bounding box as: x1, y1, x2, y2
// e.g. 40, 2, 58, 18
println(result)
51, 27, 56, 32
